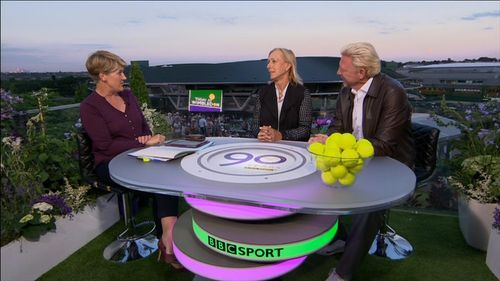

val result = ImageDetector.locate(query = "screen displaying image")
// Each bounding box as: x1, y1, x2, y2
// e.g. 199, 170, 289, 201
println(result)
188, 89, 223, 112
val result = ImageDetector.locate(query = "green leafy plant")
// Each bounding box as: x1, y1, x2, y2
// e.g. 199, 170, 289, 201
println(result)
59, 177, 93, 214
23, 88, 80, 189
1, 88, 90, 245
141, 103, 171, 137
129, 62, 150, 106
433, 97, 499, 204
448, 155, 499, 203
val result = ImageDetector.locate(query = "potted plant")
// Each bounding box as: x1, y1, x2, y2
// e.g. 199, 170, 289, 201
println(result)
434, 98, 499, 251
486, 207, 500, 278
450, 155, 500, 250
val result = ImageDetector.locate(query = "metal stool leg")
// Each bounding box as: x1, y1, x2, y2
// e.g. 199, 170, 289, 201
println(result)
103, 192, 158, 263
368, 211, 414, 260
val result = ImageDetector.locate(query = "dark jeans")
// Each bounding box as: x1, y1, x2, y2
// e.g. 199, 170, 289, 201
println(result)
199, 127, 207, 136
335, 210, 385, 280
96, 161, 179, 238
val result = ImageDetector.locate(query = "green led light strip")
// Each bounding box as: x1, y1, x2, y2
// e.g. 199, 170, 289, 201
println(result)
192, 218, 338, 262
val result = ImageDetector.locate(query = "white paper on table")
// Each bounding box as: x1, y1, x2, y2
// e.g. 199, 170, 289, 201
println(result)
128, 141, 213, 160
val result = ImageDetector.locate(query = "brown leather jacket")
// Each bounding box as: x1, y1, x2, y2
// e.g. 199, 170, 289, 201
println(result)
329, 73, 415, 169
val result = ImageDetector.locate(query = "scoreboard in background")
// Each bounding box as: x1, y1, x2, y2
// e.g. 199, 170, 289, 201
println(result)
188, 90, 223, 112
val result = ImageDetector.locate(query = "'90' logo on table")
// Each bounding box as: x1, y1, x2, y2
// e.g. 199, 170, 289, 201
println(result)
181, 143, 315, 184
220, 152, 287, 166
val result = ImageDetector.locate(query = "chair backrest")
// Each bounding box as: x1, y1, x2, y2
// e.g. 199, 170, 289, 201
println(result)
75, 128, 111, 191
411, 122, 440, 184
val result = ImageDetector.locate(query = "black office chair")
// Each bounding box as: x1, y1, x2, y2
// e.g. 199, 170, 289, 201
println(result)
76, 127, 158, 263
369, 122, 440, 260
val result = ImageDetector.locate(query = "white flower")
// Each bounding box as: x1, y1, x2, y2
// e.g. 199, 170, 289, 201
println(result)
32, 202, 53, 212
2, 136, 23, 151
40, 214, 52, 224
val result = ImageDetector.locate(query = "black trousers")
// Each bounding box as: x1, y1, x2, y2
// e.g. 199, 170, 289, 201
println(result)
96, 162, 179, 238
335, 210, 385, 280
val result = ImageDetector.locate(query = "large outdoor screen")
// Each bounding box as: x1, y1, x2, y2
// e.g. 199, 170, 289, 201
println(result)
188, 89, 223, 112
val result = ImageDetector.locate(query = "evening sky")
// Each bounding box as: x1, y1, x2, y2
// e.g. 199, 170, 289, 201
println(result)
1, 1, 499, 72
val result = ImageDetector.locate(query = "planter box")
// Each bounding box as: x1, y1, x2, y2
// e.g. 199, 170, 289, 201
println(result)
486, 228, 500, 279
1, 194, 120, 281
458, 196, 496, 251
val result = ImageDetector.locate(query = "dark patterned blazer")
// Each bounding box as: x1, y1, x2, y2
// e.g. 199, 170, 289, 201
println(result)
252, 82, 312, 141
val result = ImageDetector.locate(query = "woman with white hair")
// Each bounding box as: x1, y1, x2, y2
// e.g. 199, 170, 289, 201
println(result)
252, 48, 312, 142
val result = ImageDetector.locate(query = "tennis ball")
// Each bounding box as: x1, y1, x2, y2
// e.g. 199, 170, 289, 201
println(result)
349, 163, 364, 174
315, 157, 329, 171
356, 139, 374, 158
324, 148, 342, 166
339, 172, 356, 186
321, 171, 337, 185
341, 149, 360, 167
331, 164, 348, 178
325, 141, 340, 154
309, 142, 325, 155
355, 138, 371, 148
327, 133, 343, 146
339, 133, 357, 150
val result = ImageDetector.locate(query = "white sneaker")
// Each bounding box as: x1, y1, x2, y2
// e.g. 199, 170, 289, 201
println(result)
316, 240, 346, 256
325, 268, 347, 281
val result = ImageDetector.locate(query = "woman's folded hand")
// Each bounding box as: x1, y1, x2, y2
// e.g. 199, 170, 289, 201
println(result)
145, 134, 166, 146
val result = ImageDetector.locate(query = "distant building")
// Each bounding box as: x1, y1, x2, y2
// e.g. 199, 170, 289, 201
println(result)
399, 62, 500, 100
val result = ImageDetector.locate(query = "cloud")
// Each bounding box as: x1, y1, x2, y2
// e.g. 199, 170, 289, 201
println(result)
1, 46, 40, 54
366, 19, 384, 25
379, 26, 410, 35
356, 18, 410, 35
157, 15, 177, 20
126, 19, 142, 25
1, 46, 60, 72
461, 10, 500, 21
70, 43, 114, 49
213, 16, 238, 25
0, 43, 119, 72
483, 26, 494, 30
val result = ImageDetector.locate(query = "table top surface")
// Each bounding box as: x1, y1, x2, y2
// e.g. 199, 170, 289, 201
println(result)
110, 137, 416, 215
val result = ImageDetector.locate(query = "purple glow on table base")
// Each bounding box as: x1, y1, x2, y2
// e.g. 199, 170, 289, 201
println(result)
173, 243, 307, 281
185, 197, 293, 220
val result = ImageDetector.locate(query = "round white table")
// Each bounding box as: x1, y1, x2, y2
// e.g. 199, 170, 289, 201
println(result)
109, 137, 416, 280
110, 137, 416, 215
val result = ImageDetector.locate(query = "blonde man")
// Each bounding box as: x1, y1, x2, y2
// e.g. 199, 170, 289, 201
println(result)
310, 42, 414, 281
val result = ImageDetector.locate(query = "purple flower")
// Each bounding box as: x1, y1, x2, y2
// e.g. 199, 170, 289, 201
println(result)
33, 194, 73, 217
0, 89, 23, 120
494, 208, 500, 231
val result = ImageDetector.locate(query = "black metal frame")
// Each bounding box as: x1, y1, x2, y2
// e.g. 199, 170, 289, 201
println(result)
75, 127, 158, 262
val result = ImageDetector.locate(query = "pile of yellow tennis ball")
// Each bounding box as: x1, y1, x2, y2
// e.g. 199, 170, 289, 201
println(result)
308, 132, 374, 186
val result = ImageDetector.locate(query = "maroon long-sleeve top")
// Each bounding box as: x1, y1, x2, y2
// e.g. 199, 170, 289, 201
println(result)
80, 89, 151, 166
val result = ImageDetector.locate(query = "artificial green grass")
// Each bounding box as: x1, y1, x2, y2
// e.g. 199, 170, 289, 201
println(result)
38, 208, 496, 281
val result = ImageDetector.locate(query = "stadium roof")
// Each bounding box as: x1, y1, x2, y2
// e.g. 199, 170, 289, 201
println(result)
129, 56, 405, 85
129, 57, 343, 85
